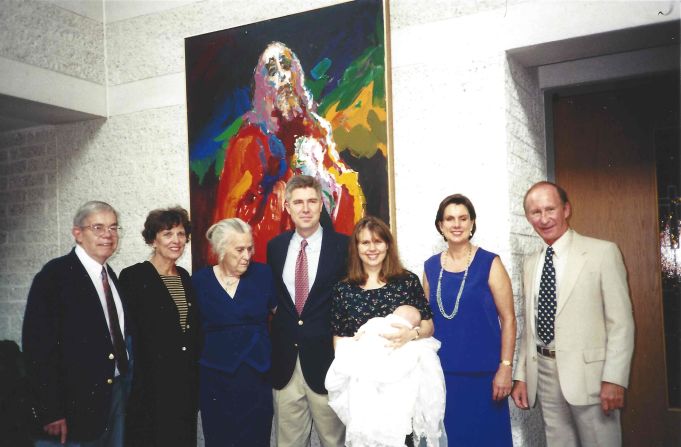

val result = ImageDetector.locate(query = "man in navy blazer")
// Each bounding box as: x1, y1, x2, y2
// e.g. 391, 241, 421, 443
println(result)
22, 201, 131, 447
267, 175, 349, 447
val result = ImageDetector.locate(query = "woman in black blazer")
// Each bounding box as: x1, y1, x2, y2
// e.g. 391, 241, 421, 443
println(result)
119, 207, 199, 447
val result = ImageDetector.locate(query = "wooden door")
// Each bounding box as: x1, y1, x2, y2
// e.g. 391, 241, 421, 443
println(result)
553, 74, 681, 446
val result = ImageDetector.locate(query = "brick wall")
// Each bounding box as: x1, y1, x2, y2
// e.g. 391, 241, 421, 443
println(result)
505, 55, 548, 447
0, 128, 60, 341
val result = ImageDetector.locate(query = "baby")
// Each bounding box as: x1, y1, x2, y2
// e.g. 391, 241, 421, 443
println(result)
359, 304, 423, 338
326, 305, 446, 447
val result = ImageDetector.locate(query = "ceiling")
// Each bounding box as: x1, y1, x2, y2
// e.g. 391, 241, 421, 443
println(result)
0, 94, 103, 133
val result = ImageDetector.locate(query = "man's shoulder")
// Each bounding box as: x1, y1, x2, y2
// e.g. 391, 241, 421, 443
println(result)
40, 249, 78, 273
573, 231, 615, 246
29, 250, 81, 292
572, 231, 620, 254
323, 229, 349, 246
268, 230, 294, 248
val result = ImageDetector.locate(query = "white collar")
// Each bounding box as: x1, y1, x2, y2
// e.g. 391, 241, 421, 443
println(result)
292, 224, 323, 246
543, 228, 573, 258
75, 244, 107, 274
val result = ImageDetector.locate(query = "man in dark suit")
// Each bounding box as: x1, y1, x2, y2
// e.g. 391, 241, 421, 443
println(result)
267, 175, 348, 447
22, 201, 131, 447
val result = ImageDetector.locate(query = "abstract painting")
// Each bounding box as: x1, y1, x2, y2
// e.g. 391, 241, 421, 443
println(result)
185, 0, 391, 268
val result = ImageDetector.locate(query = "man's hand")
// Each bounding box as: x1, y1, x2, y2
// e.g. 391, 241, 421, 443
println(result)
600, 382, 625, 415
511, 380, 529, 409
43, 418, 67, 444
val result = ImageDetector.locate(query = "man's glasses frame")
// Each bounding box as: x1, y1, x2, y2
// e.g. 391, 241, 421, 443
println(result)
80, 224, 122, 236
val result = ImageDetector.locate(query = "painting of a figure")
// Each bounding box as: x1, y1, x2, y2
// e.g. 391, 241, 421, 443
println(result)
186, 0, 390, 268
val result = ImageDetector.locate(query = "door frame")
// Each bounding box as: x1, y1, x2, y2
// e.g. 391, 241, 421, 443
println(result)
546, 73, 681, 446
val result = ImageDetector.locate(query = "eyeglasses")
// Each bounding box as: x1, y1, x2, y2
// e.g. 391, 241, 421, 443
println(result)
80, 224, 122, 236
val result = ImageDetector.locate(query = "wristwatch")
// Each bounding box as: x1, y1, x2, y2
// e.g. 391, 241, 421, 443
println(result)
500, 360, 512, 367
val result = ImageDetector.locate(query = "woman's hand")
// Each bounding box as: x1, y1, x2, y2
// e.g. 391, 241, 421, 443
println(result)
492, 364, 513, 401
381, 322, 416, 348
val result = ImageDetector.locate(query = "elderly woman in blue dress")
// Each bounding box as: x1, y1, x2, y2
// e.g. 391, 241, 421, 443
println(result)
192, 218, 276, 447
423, 194, 516, 446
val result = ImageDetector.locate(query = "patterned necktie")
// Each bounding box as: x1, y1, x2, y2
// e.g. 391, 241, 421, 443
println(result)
101, 267, 129, 375
294, 239, 309, 315
537, 246, 557, 345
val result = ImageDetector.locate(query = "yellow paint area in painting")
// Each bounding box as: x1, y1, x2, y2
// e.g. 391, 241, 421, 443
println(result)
329, 166, 366, 221
324, 82, 387, 159
219, 135, 256, 216
227, 171, 253, 214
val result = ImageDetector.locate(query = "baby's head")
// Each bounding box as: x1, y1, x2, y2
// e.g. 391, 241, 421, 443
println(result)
393, 305, 421, 328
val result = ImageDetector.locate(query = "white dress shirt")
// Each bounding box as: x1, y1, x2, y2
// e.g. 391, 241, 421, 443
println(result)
75, 244, 126, 375
283, 225, 324, 303
533, 229, 573, 348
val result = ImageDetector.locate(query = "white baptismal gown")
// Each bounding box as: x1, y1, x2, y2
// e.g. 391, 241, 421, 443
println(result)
325, 315, 447, 447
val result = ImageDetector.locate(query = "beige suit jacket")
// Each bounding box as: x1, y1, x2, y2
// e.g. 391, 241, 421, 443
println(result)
514, 231, 635, 406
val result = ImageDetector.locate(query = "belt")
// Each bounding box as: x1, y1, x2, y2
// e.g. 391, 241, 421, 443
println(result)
536, 345, 556, 358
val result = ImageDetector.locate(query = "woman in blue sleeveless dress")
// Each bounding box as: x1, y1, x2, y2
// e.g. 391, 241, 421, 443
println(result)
423, 194, 516, 446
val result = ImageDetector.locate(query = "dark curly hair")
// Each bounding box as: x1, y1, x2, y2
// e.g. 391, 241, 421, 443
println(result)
141, 206, 191, 244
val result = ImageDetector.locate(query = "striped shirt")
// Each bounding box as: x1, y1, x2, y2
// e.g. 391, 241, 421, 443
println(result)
160, 274, 188, 331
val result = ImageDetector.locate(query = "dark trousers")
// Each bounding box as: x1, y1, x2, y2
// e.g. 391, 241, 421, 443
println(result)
35, 378, 126, 447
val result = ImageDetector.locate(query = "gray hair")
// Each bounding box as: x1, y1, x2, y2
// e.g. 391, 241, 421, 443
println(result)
206, 218, 252, 261
73, 201, 118, 227
285, 175, 322, 202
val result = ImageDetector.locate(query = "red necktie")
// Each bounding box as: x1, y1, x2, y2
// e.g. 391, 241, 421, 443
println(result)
295, 239, 309, 315
101, 267, 129, 375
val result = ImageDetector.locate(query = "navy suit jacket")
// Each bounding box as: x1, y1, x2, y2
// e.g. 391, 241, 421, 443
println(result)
267, 229, 348, 394
22, 248, 132, 441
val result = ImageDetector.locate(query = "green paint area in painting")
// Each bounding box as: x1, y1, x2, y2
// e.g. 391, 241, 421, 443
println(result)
317, 44, 385, 116
190, 116, 243, 184
307, 58, 332, 102
318, 16, 386, 116
190, 158, 213, 185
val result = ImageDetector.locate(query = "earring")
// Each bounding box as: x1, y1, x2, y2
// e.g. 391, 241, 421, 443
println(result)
469, 231, 473, 237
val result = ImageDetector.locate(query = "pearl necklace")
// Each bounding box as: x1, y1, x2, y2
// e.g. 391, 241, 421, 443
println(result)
436, 244, 473, 319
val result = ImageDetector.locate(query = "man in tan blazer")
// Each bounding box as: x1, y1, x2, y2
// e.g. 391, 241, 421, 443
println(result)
511, 181, 634, 446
